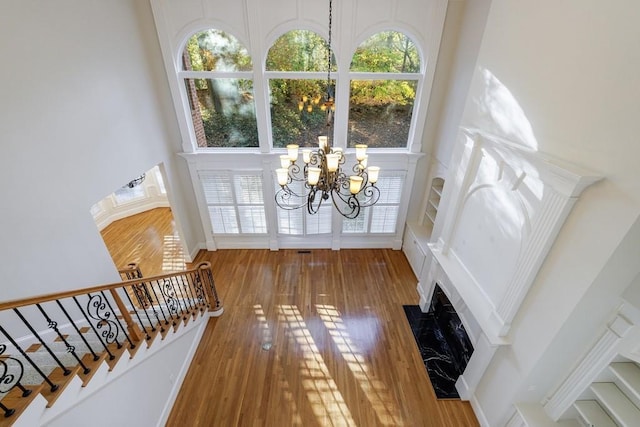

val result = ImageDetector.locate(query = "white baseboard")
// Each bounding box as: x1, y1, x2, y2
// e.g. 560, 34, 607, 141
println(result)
187, 241, 206, 262
469, 392, 491, 427
156, 320, 208, 426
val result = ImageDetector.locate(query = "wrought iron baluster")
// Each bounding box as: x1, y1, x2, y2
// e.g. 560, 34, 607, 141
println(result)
146, 280, 170, 326
131, 284, 149, 309
55, 301, 100, 362
74, 296, 115, 360
198, 263, 222, 311
0, 343, 33, 418
0, 401, 15, 418
13, 308, 71, 376
171, 276, 187, 317
121, 287, 151, 341
133, 282, 161, 332
35, 303, 90, 375
164, 277, 186, 319
191, 271, 206, 311
86, 292, 122, 349
155, 279, 179, 326
0, 325, 59, 393
98, 291, 134, 350
178, 274, 195, 313
191, 271, 205, 307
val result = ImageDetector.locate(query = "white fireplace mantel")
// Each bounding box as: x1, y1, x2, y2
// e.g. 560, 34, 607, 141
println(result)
429, 128, 601, 342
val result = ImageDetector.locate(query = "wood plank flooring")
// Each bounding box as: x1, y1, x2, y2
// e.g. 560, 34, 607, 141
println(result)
100, 207, 186, 276
169, 249, 479, 427
101, 209, 479, 426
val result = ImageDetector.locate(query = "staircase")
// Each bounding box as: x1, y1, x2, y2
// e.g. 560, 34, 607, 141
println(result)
573, 360, 640, 427
0, 262, 222, 426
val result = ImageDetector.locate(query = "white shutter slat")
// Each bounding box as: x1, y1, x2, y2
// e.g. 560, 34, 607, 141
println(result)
376, 175, 404, 204
238, 206, 267, 234
306, 205, 332, 234
236, 175, 264, 204
278, 208, 304, 235
201, 172, 267, 235
200, 173, 234, 204
342, 208, 369, 234
370, 205, 399, 233
208, 206, 239, 234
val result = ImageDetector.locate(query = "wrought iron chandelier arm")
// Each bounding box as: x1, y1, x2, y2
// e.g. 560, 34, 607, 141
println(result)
287, 162, 307, 182
275, 186, 308, 210
330, 187, 361, 219
356, 183, 381, 208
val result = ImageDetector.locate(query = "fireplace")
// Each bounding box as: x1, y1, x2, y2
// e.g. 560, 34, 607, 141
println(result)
404, 284, 474, 399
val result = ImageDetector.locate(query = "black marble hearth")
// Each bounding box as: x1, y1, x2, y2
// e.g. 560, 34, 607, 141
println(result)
403, 285, 474, 399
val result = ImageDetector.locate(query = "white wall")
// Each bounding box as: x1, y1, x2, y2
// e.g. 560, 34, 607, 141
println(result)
446, 0, 640, 424
0, 0, 201, 301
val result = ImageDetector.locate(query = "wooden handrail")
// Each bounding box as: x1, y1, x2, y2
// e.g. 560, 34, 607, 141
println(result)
0, 262, 214, 312
0, 261, 222, 421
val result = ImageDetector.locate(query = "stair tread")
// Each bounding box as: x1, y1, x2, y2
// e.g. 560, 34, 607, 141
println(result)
0, 304, 207, 421
591, 382, 640, 426
41, 365, 82, 408
574, 400, 617, 427
611, 362, 640, 397
0, 384, 45, 427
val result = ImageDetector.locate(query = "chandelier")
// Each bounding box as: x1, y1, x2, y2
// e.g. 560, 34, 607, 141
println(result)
274, 0, 381, 219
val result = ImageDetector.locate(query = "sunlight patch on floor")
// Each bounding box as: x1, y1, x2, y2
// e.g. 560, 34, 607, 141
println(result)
162, 234, 186, 272
254, 304, 303, 424
317, 304, 403, 426
279, 305, 356, 426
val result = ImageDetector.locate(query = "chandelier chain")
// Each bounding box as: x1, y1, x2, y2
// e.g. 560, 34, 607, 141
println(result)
327, 0, 333, 89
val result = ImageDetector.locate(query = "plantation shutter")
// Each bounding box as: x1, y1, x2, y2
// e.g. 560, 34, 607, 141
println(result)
275, 179, 332, 235
200, 171, 267, 235
342, 171, 405, 234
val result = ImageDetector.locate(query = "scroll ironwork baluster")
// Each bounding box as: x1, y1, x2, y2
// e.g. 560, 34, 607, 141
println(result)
55, 300, 100, 361
35, 303, 90, 375
98, 291, 134, 350
178, 275, 195, 313
0, 343, 32, 417
13, 308, 71, 376
86, 292, 122, 349
163, 277, 186, 319
191, 271, 205, 307
0, 325, 59, 393
73, 296, 115, 360
156, 279, 179, 326
171, 277, 188, 317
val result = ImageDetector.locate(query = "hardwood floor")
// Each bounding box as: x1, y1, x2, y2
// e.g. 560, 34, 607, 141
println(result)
101, 209, 479, 426
99, 207, 186, 277
169, 249, 479, 427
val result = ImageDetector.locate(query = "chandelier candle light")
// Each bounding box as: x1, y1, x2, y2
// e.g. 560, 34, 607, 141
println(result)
275, 139, 381, 219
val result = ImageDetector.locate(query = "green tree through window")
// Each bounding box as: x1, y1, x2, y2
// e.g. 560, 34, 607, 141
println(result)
266, 30, 336, 148
182, 30, 258, 148
348, 31, 421, 148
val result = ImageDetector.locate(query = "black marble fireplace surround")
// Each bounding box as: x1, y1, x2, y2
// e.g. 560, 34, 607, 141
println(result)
403, 285, 474, 399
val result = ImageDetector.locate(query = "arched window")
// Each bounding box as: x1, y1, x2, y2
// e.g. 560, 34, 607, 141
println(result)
348, 31, 421, 148
266, 30, 336, 148
181, 29, 258, 148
